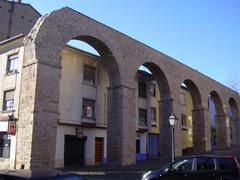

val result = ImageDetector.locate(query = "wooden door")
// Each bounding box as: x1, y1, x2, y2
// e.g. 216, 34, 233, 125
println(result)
95, 137, 104, 165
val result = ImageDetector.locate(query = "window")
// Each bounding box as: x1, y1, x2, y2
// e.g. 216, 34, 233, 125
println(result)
150, 84, 156, 96
151, 107, 156, 121
138, 82, 147, 98
216, 157, 238, 170
139, 108, 147, 126
0, 132, 11, 158
197, 157, 215, 171
3, 90, 14, 111
136, 139, 140, 153
83, 65, 96, 85
82, 99, 95, 119
170, 158, 193, 172
7, 54, 18, 73
181, 114, 187, 126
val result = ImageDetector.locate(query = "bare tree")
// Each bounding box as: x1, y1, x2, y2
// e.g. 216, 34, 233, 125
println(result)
228, 74, 240, 93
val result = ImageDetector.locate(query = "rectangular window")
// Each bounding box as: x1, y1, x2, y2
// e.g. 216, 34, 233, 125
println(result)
150, 84, 156, 97
151, 107, 156, 121
0, 132, 11, 158
139, 108, 147, 126
3, 90, 14, 111
83, 65, 96, 85
136, 139, 140, 153
7, 54, 18, 73
82, 98, 95, 119
181, 114, 187, 126
138, 82, 147, 98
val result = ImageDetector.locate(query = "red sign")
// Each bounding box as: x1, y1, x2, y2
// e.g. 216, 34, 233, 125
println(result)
8, 122, 16, 135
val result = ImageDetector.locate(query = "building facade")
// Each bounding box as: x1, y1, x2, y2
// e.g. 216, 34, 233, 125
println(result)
0, 1, 240, 170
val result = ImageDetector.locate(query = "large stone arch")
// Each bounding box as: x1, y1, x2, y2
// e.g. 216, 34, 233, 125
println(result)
209, 91, 230, 148
16, 7, 137, 169
228, 97, 240, 145
136, 62, 173, 162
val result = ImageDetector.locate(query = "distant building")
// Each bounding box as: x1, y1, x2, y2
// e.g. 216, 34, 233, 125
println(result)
0, 0, 40, 42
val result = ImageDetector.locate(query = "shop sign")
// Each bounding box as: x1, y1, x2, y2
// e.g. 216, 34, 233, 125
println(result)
8, 122, 16, 135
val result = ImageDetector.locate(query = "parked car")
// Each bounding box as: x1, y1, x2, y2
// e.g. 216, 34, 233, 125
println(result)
0, 169, 86, 180
142, 155, 240, 180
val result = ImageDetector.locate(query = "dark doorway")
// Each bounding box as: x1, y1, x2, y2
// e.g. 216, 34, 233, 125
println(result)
64, 135, 85, 167
95, 137, 104, 165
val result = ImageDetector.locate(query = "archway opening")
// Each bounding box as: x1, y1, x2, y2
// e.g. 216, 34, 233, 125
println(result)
135, 63, 171, 162
228, 98, 239, 145
208, 95, 216, 149
208, 91, 226, 149
55, 36, 120, 167
180, 80, 202, 155
180, 82, 193, 155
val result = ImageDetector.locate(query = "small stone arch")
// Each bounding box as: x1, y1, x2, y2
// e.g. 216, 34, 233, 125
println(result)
182, 79, 202, 109
209, 91, 229, 149
181, 79, 208, 153
228, 97, 239, 145
210, 91, 224, 115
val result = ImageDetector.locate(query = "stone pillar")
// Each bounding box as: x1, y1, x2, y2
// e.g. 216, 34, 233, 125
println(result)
16, 60, 61, 169
230, 118, 240, 146
215, 114, 231, 149
192, 108, 211, 153
107, 85, 136, 166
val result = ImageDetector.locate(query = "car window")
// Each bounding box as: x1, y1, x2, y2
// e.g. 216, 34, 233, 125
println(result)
196, 157, 215, 171
170, 158, 193, 172
216, 157, 238, 170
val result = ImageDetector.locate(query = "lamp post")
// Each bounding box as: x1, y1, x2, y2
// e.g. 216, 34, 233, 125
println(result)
169, 113, 177, 162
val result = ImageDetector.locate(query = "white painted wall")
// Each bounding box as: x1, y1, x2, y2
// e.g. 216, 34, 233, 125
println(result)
0, 38, 24, 169
55, 125, 107, 167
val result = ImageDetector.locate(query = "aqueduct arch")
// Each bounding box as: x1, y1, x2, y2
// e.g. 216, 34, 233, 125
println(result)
181, 79, 209, 153
15, 7, 240, 169
136, 62, 173, 162
209, 91, 230, 149
229, 97, 239, 145
17, 7, 136, 169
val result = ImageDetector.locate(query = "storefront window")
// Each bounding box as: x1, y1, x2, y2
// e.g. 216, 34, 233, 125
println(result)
0, 132, 11, 158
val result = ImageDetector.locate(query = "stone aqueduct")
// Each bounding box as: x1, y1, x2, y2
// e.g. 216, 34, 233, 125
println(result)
16, 8, 240, 169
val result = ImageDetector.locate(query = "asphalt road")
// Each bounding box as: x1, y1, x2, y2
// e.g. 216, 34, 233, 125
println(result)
62, 145, 240, 180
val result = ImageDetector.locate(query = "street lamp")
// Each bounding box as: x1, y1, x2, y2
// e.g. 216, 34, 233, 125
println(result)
169, 113, 177, 162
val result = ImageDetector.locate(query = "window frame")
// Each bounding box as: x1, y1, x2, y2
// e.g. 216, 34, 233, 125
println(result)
151, 107, 156, 121
138, 82, 147, 98
0, 132, 11, 158
6, 53, 18, 74
139, 108, 147, 126
83, 65, 96, 86
150, 83, 156, 97
181, 114, 187, 126
2, 90, 15, 111
82, 98, 95, 120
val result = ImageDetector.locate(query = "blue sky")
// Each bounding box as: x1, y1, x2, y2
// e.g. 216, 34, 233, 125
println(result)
24, 0, 240, 89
